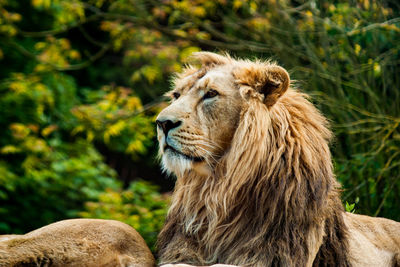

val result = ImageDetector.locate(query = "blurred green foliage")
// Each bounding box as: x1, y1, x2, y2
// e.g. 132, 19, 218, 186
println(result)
80, 181, 169, 251
0, 0, 399, 248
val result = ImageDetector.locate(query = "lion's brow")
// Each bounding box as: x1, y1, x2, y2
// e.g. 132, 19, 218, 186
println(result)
173, 68, 207, 94
188, 69, 208, 90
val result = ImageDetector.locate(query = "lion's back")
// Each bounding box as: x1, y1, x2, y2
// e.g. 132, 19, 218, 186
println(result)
0, 219, 155, 267
344, 212, 400, 266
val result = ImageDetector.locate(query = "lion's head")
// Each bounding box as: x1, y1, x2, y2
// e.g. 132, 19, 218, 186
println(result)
156, 52, 290, 177
156, 52, 349, 266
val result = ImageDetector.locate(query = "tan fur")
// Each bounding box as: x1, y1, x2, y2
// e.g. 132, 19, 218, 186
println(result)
156, 52, 400, 267
0, 219, 155, 267
345, 213, 400, 266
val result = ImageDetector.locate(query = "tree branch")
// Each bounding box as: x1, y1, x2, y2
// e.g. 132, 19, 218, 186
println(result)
17, 14, 103, 37
6, 40, 111, 71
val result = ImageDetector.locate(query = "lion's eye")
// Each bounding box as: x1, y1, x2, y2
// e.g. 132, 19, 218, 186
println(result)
172, 92, 180, 99
203, 89, 219, 99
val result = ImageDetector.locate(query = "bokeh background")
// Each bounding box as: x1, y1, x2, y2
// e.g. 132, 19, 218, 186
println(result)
0, 0, 399, 251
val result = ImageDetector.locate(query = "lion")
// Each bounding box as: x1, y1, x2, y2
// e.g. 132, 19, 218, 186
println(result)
156, 52, 400, 267
0, 219, 155, 267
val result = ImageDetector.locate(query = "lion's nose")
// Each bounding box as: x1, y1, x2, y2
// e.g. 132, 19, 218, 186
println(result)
156, 119, 182, 135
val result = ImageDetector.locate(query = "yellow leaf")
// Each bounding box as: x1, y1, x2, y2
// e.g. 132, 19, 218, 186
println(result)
249, 2, 257, 14
354, 44, 361, 55
32, 0, 43, 8
87, 131, 95, 142
9, 81, 27, 94
43, 0, 51, 8
107, 121, 126, 137
24, 137, 49, 153
193, 7, 206, 17
233, 0, 242, 10
10, 13, 22, 22
32, 0, 51, 8
34, 64, 49, 72
373, 62, 381, 77
141, 66, 160, 84
34, 42, 46, 51
69, 50, 81, 60
41, 125, 58, 137
305, 10, 313, 17
126, 140, 145, 154
130, 71, 141, 82
196, 32, 211, 40
27, 124, 39, 133
59, 39, 71, 50
10, 123, 30, 139
71, 125, 85, 135
126, 97, 142, 111
173, 29, 187, 38
1, 145, 21, 154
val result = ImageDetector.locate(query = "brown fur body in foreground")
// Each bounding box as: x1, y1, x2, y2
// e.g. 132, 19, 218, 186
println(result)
0, 219, 155, 267
156, 52, 400, 267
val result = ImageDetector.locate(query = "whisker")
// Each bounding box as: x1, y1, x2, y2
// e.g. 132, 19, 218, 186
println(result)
196, 146, 219, 165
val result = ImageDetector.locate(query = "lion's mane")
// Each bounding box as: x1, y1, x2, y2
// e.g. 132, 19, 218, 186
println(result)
157, 58, 350, 266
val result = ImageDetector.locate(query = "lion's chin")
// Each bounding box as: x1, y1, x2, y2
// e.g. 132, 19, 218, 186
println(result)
161, 151, 193, 177
161, 150, 211, 177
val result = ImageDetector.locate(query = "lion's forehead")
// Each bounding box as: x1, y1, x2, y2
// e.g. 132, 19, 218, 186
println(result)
174, 67, 235, 95
199, 69, 233, 87
174, 73, 198, 92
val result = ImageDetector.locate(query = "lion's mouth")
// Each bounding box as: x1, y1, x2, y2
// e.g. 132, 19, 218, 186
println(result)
164, 144, 204, 162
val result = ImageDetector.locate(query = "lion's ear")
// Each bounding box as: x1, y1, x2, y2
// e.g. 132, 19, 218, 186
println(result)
234, 64, 290, 106
190, 51, 231, 67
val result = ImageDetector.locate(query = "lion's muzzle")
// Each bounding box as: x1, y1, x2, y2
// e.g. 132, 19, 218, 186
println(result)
156, 119, 182, 136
